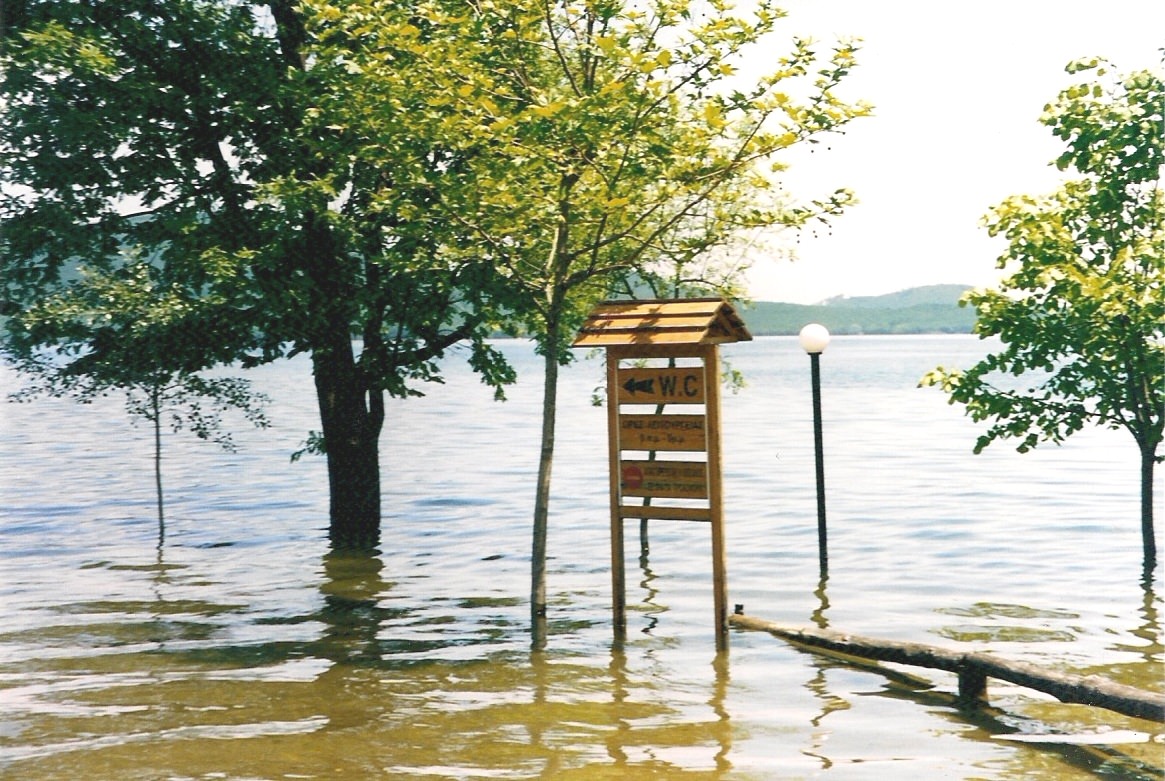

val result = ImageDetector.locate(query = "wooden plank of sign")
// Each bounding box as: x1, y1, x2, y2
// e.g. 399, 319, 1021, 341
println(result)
620, 460, 708, 499
619, 505, 711, 522
618, 414, 706, 452
615, 367, 705, 405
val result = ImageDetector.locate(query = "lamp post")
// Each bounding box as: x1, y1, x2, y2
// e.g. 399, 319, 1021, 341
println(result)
799, 323, 831, 575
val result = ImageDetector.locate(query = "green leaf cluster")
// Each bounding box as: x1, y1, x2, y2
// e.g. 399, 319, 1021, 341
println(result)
1, 0, 517, 412
6, 253, 270, 450
3, 0, 870, 405
921, 58, 1163, 559
2, 1, 869, 539
302, 0, 871, 359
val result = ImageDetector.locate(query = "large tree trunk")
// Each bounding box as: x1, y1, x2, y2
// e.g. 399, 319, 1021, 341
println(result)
300, 208, 384, 549
530, 328, 560, 650
1141, 441, 1156, 568
313, 323, 382, 549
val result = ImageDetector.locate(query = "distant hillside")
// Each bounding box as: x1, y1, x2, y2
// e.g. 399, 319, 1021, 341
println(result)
742, 284, 975, 335
815, 284, 973, 310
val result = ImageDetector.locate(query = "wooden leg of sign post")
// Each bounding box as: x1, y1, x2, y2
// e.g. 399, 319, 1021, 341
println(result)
703, 345, 729, 652
606, 350, 627, 642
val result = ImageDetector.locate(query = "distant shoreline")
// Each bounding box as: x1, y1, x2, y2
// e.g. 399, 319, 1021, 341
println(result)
483, 285, 977, 340
739, 304, 976, 336
740, 283, 976, 336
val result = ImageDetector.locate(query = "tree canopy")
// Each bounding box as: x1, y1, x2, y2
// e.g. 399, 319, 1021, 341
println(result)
1, 0, 518, 544
312, 0, 870, 638
3, 1, 869, 560
922, 57, 1164, 565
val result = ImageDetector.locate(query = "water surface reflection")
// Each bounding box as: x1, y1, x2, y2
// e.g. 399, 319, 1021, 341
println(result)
2, 336, 1162, 779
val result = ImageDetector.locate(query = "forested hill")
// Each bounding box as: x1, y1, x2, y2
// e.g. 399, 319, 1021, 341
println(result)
742, 284, 976, 335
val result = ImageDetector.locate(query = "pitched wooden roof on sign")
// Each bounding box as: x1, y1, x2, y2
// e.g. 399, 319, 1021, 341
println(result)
572, 298, 752, 347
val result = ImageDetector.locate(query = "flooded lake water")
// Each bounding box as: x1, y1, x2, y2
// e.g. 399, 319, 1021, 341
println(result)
0, 335, 1161, 779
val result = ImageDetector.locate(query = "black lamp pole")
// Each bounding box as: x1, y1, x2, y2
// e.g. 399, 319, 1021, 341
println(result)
799, 324, 831, 576
809, 350, 827, 573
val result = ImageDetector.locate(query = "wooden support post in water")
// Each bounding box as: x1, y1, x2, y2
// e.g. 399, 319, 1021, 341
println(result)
957, 664, 989, 703
606, 350, 626, 640
703, 344, 729, 652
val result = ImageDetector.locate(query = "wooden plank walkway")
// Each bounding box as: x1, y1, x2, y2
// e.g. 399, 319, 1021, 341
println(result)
729, 613, 1165, 723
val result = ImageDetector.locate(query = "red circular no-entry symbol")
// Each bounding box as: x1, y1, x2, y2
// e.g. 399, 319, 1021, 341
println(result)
622, 464, 644, 490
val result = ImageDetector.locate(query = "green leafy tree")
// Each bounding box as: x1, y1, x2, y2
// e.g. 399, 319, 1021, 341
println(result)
922, 58, 1164, 565
5, 257, 270, 527
493, 1, 868, 642
1, 1, 515, 546
316, 0, 870, 638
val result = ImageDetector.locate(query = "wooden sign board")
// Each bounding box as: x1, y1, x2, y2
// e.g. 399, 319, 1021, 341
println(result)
619, 414, 706, 451
620, 460, 708, 499
574, 299, 752, 652
615, 367, 704, 405
607, 350, 727, 651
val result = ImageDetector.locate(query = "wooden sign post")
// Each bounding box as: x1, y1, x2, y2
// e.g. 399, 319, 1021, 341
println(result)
574, 299, 751, 651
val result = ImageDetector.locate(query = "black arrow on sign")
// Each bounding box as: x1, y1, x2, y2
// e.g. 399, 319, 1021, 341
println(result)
623, 377, 654, 396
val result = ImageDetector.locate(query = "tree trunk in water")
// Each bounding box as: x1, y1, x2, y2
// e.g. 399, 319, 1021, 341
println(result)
531, 332, 560, 650
313, 324, 382, 549
1141, 442, 1156, 568
531, 175, 576, 648
152, 385, 165, 540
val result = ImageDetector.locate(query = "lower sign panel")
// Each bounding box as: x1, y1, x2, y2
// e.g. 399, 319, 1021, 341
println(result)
620, 460, 708, 499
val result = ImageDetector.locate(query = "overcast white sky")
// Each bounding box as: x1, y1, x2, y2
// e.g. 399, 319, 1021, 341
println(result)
740, 0, 1165, 304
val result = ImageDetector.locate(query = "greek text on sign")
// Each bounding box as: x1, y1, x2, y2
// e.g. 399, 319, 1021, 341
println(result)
619, 414, 706, 452
615, 367, 705, 404
620, 460, 708, 499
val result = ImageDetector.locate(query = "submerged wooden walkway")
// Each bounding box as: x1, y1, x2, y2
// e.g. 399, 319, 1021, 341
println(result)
729, 613, 1165, 723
